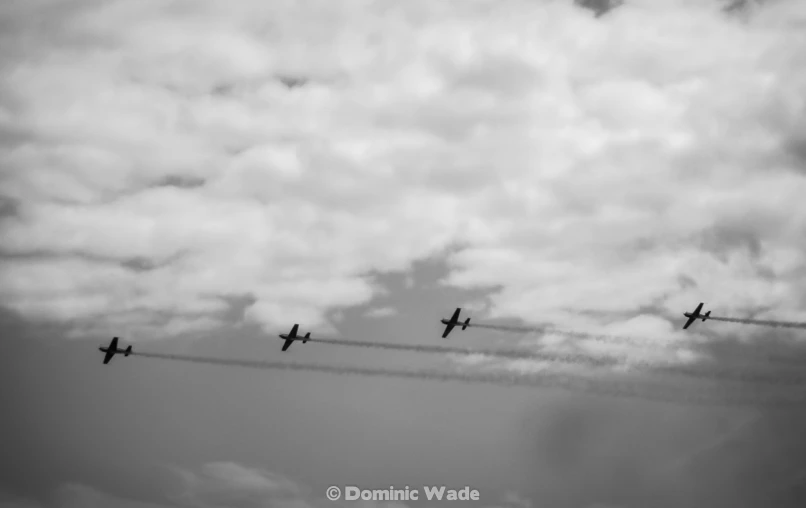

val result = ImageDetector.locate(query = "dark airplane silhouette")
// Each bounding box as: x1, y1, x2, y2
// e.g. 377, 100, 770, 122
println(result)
683, 302, 711, 329
440, 308, 470, 338
279, 324, 310, 351
98, 337, 132, 364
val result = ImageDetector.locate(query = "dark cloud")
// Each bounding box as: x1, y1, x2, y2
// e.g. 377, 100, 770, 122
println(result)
276, 75, 309, 89
722, 0, 765, 14
784, 135, 806, 173
0, 0, 114, 65
0, 197, 19, 221
152, 175, 207, 190
698, 219, 765, 261
574, 0, 624, 18
518, 327, 806, 507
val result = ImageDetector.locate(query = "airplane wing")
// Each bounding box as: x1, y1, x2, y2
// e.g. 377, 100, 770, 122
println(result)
109, 337, 119, 350
288, 324, 298, 338
440, 308, 462, 338
683, 303, 704, 330
103, 349, 115, 364
282, 338, 294, 351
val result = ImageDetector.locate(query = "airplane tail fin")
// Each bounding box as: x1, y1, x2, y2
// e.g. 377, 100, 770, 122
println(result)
462, 318, 470, 330
125, 345, 132, 356
303, 332, 310, 343
703, 311, 711, 320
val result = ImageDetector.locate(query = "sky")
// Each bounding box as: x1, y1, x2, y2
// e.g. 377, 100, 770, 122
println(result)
2, 0, 806, 506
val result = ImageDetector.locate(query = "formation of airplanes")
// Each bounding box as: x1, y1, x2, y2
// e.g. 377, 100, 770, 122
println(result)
99, 305, 714, 363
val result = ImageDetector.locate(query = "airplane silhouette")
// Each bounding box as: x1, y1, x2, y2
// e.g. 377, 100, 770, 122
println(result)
683, 302, 711, 330
279, 324, 310, 351
440, 308, 470, 338
98, 337, 132, 364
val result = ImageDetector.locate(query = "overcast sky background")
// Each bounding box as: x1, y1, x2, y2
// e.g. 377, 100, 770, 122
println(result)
2, 0, 806, 507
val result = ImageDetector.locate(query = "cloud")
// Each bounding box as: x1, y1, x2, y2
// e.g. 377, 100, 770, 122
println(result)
0, 484, 173, 508
171, 462, 535, 508
513, 328, 806, 507
55, 484, 172, 508
0, 494, 40, 508
172, 461, 310, 508
1, 0, 805, 350
365, 306, 397, 318
0, 462, 533, 508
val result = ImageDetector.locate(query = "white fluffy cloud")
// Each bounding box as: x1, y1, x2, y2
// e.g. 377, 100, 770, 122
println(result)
1, 0, 805, 341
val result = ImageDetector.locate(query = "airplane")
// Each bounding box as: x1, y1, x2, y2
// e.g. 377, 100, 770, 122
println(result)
98, 337, 132, 364
682, 302, 711, 330
440, 308, 470, 338
279, 324, 310, 351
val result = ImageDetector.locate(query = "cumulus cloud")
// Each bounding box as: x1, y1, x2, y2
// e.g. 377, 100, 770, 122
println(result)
1, 0, 805, 352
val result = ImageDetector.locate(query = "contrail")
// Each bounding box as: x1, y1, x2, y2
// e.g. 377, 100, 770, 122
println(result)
300, 337, 806, 387
466, 322, 653, 347
637, 362, 806, 387
302, 337, 616, 367
706, 315, 806, 330
130, 351, 806, 409
467, 322, 806, 368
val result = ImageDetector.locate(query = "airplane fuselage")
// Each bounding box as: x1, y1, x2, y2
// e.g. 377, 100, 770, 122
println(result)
98, 337, 131, 364
682, 303, 710, 330
279, 325, 309, 351
279, 334, 308, 341
440, 308, 470, 338
684, 312, 709, 320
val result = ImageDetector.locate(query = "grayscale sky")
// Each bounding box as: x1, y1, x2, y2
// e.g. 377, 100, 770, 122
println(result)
2, 0, 806, 507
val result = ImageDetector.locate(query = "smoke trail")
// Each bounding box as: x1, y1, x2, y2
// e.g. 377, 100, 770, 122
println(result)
467, 322, 806, 368
642, 362, 806, 387
300, 337, 806, 387
706, 315, 806, 330
466, 322, 654, 348
302, 337, 616, 367
130, 351, 806, 409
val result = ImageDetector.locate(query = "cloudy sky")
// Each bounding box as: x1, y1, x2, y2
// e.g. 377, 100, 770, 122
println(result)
2, 0, 806, 506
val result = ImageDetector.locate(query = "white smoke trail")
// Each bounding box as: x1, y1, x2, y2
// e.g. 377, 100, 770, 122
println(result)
466, 322, 806, 368
302, 337, 616, 367
466, 322, 654, 348
706, 315, 806, 330
301, 337, 806, 386
130, 351, 806, 409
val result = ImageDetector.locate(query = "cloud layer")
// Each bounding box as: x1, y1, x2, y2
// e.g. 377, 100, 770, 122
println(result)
0, 461, 534, 508
1, 0, 805, 341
